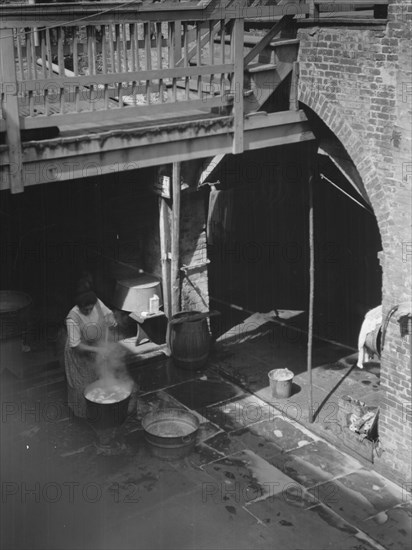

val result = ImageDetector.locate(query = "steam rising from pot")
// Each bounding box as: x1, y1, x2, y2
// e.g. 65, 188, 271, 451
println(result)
91, 341, 134, 401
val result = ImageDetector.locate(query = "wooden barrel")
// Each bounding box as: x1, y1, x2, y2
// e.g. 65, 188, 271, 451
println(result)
169, 311, 211, 370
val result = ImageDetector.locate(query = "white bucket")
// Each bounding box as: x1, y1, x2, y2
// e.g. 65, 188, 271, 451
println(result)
268, 368, 294, 398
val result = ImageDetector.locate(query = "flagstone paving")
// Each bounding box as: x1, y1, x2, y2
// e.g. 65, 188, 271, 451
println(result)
1, 350, 409, 549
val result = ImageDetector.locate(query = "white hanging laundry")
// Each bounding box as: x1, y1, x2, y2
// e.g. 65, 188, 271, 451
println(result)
357, 305, 382, 368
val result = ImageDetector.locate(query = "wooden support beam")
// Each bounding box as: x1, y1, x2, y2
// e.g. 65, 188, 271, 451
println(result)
244, 15, 294, 66
159, 195, 172, 319
232, 18, 244, 155
0, 28, 23, 194
289, 61, 299, 111
307, 172, 315, 423
171, 162, 181, 315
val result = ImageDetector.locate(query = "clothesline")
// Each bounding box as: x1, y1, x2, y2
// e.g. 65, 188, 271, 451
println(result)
320, 173, 375, 215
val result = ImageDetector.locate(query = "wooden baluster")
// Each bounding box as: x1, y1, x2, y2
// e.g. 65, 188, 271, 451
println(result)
169, 22, 177, 102
16, 30, 24, 81
115, 24, 121, 73
209, 20, 215, 96
196, 22, 201, 99
130, 23, 136, 72
183, 22, 190, 100
122, 24, 128, 71
135, 23, 140, 72
121, 24, 129, 107
109, 24, 115, 73
115, 24, 122, 106
156, 22, 163, 103
130, 24, 137, 106
40, 29, 49, 115
102, 26, 109, 110
45, 28, 53, 78
87, 26, 95, 111
0, 28, 23, 193
57, 27, 65, 114
220, 20, 225, 94
26, 29, 32, 80
30, 30, 38, 81
73, 31, 80, 113
144, 22, 151, 104
174, 21, 182, 65
232, 18, 244, 154
40, 30, 47, 78
26, 29, 35, 116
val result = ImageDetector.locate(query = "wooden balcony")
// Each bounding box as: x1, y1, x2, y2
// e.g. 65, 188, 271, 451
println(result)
0, 1, 387, 193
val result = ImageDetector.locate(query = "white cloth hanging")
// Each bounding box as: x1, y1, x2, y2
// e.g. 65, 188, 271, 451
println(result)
357, 305, 382, 368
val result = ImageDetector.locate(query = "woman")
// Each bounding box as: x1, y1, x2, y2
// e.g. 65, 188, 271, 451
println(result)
64, 289, 117, 418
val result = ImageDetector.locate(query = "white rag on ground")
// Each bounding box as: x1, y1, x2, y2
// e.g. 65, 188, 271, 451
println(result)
357, 305, 382, 368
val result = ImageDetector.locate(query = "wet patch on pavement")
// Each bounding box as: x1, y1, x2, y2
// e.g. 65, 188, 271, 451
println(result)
307, 469, 405, 528
131, 359, 202, 395
361, 502, 412, 550
268, 440, 363, 488
199, 395, 279, 432
202, 449, 299, 506
166, 378, 246, 411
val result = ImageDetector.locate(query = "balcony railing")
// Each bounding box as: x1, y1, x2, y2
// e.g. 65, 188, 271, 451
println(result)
0, 1, 387, 192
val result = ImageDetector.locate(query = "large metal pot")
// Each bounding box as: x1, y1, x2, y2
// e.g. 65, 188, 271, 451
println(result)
84, 380, 132, 430
142, 408, 199, 460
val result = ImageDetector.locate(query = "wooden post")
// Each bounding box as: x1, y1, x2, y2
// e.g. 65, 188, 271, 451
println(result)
232, 17, 244, 155
0, 28, 23, 194
289, 61, 299, 111
159, 196, 172, 319
171, 162, 181, 315
307, 173, 315, 423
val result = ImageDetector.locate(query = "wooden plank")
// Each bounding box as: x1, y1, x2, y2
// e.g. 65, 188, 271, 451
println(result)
315, 0, 387, 4
174, 21, 182, 64
19, 95, 232, 130
159, 196, 172, 319
16, 30, 24, 80
1, 121, 315, 190
0, 5, 310, 29
232, 18, 244, 154
183, 22, 190, 100
244, 109, 308, 130
156, 22, 163, 103
109, 24, 115, 73
171, 162, 181, 316
289, 61, 299, 111
18, 64, 235, 92
18, 115, 233, 162
169, 22, 177, 102
115, 24, 121, 72
0, 28, 23, 193
144, 22, 151, 103
17, 110, 311, 162
244, 15, 294, 66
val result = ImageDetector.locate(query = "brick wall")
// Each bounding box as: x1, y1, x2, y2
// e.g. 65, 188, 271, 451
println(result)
297, 1, 412, 483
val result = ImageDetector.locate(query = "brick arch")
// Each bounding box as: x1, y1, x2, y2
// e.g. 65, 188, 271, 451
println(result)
298, 83, 387, 246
